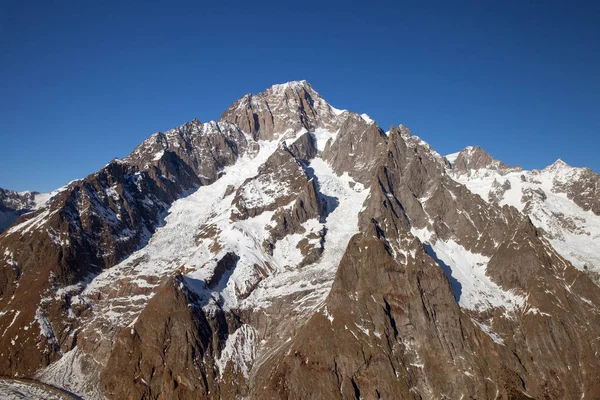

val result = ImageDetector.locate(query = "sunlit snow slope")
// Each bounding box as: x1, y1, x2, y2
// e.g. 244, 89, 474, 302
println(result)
448, 148, 600, 277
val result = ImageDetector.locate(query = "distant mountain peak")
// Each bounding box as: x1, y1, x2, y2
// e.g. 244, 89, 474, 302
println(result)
544, 157, 571, 171
450, 145, 515, 173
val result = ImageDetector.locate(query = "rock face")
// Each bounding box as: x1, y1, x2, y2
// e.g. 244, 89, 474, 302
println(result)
2, 81, 600, 400
100, 274, 230, 400
220, 80, 339, 141
451, 145, 515, 173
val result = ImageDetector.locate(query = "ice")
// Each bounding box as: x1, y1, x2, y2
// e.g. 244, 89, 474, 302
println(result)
34, 308, 54, 339
0, 378, 70, 400
322, 306, 334, 323
152, 150, 164, 161
1, 311, 20, 338
5, 209, 56, 236
313, 127, 337, 152
215, 324, 257, 378
80, 139, 281, 331
36, 347, 105, 400
68, 124, 369, 388
450, 162, 600, 275
188, 154, 370, 312
360, 113, 374, 123
78, 124, 369, 328
445, 151, 460, 164
272, 231, 306, 269
471, 318, 505, 345
330, 105, 347, 116
32, 183, 73, 210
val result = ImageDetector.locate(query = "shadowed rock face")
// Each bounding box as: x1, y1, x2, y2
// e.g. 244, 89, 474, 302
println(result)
2, 81, 600, 400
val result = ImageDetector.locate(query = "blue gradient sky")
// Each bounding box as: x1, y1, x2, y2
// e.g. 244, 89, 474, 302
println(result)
1, 0, 599, 192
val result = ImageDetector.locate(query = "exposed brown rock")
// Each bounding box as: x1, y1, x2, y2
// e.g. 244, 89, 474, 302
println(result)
268, 179, 323, 242
99, 274, 235, 400
322, 115, 388, 185
220, 81, 338, 141
452, 145, 516, 174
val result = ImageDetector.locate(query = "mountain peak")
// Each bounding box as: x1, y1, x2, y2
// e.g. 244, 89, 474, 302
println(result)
545, 158, 570, 171
451, 145, 514, 173
269, 79, 311, 91
263, 80, 323, 103
219, 80, 339, 140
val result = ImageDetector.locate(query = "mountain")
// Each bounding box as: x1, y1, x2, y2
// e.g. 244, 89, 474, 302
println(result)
447, 146, 600, 281
1, 81, 600, 399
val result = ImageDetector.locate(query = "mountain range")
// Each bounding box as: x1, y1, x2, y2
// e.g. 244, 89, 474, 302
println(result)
1, 80, 599, 399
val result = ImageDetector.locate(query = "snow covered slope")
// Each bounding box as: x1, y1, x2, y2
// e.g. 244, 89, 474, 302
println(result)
447, 147, 600, 278
60, 131, 370, 373
0, 378, 76, 400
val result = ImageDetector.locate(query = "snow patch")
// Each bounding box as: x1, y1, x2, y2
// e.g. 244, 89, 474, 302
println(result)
313, 127, 337, 152
360, 113, 374, 123
36, 347, 105, 400
445, 151, 460, 164
215, 325, 257, 379
330, 106, 347, 116
471, 318, 505, 345
152, 150, 164, 161
412, 227, 526, 314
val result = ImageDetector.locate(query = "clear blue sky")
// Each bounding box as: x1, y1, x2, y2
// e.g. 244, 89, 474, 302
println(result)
1, 0, 598, 192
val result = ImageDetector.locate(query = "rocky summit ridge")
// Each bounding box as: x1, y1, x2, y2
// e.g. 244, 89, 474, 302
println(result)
1, 81, 600, 399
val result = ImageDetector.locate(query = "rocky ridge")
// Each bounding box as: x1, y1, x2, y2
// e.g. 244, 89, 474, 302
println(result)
0, 81, 599, 399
